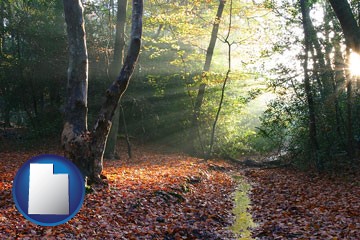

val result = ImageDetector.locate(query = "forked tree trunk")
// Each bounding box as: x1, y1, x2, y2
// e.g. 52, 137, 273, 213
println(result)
104, 0, 128, 159
61, 0, 143, 184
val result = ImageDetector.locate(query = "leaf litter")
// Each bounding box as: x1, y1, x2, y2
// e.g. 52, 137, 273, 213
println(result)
245, 168, 360, 239
1, 143, 359, 239
0, 145, 237, 239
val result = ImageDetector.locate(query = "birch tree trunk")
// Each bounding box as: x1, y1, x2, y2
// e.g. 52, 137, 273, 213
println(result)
62, 0, 143, 184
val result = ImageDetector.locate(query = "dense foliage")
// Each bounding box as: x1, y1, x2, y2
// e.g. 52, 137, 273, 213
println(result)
258, 0, 360, 170
1, 0, 360, 171
1, 0, 273, 156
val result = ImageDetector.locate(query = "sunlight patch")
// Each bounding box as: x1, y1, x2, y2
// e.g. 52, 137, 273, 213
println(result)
230, 175, 256, 239
349, 52, 360, 77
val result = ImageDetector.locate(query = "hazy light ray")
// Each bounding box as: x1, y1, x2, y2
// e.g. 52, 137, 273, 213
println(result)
349, 52, 360, 77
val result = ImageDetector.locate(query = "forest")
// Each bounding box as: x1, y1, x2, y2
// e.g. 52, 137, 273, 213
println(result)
0, 0, 359, 239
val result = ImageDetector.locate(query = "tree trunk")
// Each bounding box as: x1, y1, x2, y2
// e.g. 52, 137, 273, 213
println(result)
328, 0, 360, 52
358, 1, 360, 26
121, 104, 132, 158
62, 0, 143, 184
203, 0, 226, 73
346, 74, 354, 157
345, 48, 355, 157
104, 107, 120, 159
324, 3, 343, 140
113, 0, 127, 74
104, 0, 128, 159
155, 24, 163, 39
4, 107, 11, 127
301, 0, 322, 171
328, 0, 360, 157
306, 8, 332, 97
333, 36, 346, 141
209, 0, 233, 158
0, 0, 4, 56
61, 0, 91, 179
192, 0, 225, 154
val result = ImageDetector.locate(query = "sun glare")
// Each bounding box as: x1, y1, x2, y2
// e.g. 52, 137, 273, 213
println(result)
349, 52, 360, 77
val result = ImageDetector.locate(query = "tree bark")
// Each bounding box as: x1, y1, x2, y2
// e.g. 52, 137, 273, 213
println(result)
301, 0, 322, 171
61, 0, 89, 176
203, 0, 226, 72
104, 0, 128, 159
62, 0, 143, 184
328, 0, 360, 52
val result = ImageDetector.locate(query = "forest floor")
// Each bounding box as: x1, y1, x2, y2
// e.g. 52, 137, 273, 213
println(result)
0, 138, 359, 239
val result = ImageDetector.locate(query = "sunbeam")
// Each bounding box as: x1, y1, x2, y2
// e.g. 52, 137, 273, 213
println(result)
349, 51, 360, 77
